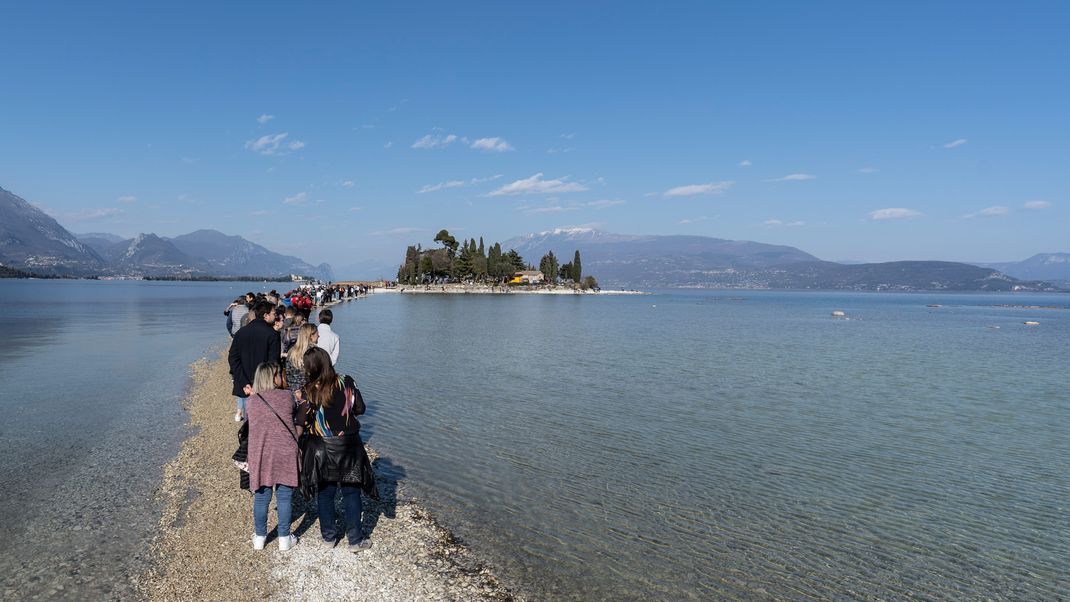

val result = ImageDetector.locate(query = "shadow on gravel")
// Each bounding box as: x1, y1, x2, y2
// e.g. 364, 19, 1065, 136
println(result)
286, 455, 406, 541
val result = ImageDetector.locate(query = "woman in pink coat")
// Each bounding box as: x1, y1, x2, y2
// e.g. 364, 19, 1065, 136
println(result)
245, 362, 301, 551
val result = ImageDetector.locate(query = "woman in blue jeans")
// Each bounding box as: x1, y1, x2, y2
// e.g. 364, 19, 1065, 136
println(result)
298, 347, 373, 551
245, 362, 301, 551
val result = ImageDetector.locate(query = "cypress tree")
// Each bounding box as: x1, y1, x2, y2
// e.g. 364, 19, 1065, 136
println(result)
573, 250, 582, 282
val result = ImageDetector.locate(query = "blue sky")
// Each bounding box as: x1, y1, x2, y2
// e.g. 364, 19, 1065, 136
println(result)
1, 1, 1067, 274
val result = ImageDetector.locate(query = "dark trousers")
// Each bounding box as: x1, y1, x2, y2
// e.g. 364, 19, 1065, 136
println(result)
317, 482, 363, 544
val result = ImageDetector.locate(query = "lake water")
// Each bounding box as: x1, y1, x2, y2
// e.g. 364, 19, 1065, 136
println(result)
0, 282, 1066, 600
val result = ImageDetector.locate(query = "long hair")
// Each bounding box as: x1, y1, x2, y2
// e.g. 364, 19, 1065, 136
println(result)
303, 346, 338, 408
251, 362, 281, 395
288, 323, 319, 370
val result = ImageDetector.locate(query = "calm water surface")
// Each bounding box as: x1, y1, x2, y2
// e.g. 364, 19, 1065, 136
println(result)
1, 282, 1066, 601
0, 280, 253, 600
333, 290, 1069, 601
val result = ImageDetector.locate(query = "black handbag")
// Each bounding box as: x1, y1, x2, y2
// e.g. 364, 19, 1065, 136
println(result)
232, 420, 250, 490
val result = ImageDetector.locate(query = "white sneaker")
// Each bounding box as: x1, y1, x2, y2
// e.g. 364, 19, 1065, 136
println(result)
253, 534, 266, 550
278, 534, 299, 551
234, 412, 243, 422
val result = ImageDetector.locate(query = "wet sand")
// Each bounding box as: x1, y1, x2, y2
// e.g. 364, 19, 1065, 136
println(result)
137, 353, 520, 601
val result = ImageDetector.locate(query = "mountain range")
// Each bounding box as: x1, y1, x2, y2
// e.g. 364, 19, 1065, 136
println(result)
1, 186, 332, 280
501, 227, 1064, 292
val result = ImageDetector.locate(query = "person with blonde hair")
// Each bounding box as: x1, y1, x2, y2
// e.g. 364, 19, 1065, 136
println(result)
244, 361, 301, 551
285, 323, 319, 394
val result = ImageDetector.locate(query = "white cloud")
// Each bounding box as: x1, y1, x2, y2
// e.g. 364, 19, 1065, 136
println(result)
586, 199, 625, 208
470, 174, 503, 184
340, 180, 355, 188
766, 173, 816, 182
245, 132, 305, 155
868, 208, 922, 221
739, 160, 752, 167
283, 192, 309, 206
524, 204, 577, 214
679, 216, 708, 224
257, 114, 275, 124
560, 133, 576, 140
858, 167, 879, 174
546, 147, 575, 154
764, 219, 805, 227
417, 180, 466, 194
488, 173, 588, 196
349, 207, 362, 212
372, 227, 423, 236
979, 206, 1009, 217
663, 181, 734, 197
471, 137, 514, 152
116, 195, 137, 204
1023, 200, 1053, 210
944, 138, 968, 149
411, 133, 458, 149
51, 207, 124, 222
384, 141, 393, 149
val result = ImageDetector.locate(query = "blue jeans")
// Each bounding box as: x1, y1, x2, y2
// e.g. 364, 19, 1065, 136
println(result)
317, 482, 363, 544
236, 396, 247, 415
253, 484, 294, 537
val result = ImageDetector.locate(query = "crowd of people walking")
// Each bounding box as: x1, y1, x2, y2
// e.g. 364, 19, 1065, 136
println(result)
225, 283, 376, 552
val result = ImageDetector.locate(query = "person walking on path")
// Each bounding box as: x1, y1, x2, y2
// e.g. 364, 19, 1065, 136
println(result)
298, 347, 374, 552
245, 362, 301, 551
285, 323, 318, 395
316, 308, 340, 366
229, 299, 281, 422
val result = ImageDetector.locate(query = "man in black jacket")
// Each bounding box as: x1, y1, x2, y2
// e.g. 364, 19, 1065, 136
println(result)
228, 299, 281, 421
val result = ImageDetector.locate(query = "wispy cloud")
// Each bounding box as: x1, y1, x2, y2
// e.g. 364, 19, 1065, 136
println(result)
765, 173, 816, 182
488, 173, 588, 196
586, 199, 625, 209
257, 114, 275, 125
470, 137, 514, 152
944, 138, 968, 149
417, 180, 466, 194
962, 205, 1009, 219
764, 219, 805, 227
868, 208, 922, 221
739, 160, 752, 168
250, 210, 274, 217
47, 206, 124, 223
372, 227, 423, 236
417, 174, 503, 194
679, 216, 708, 224
857, 167, 879, 174
523, 203, 577, 215
245, 132, 306, 155
349, 207, 363, 212
663, 181, 734, 197
546, 147, 575, 155
560, 133, 576, 140
340, 180, 355, 188
411, 133, 458, 149
283, 192, 309, 206
383, 141, 393, 149
1023, 200, 1053, 210
116, 195, 137, 204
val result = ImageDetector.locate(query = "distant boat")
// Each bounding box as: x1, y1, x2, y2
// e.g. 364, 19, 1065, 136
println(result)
927, 304, 942, 308
1024, 321, 1040, 326
831, 310, 846, 317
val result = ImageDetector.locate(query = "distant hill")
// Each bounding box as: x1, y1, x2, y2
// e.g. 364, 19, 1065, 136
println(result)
2, 185, 333, 279
168, 230, 333, 281
0, 186, 106, 275
973, 253, 1070, 285
501, 228, 1060, 292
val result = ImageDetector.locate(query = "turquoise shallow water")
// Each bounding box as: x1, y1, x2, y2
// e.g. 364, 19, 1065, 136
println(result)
333, 290, 1070, 600
0, 282, 1066, 600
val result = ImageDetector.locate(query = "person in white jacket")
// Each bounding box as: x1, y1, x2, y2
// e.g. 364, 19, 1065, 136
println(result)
316, 308, 340, 365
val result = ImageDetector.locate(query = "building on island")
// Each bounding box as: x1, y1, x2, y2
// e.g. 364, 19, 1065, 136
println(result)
511, 270, 545, 284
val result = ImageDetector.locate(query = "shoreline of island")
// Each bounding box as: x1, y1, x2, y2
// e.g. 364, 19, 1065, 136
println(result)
384, 283, 648, 295
137, 352, 520, 601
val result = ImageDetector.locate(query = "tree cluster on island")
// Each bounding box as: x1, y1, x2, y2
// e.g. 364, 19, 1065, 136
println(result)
396, 229, 598, 289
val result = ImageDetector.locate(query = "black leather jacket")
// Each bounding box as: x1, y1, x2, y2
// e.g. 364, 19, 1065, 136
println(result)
301, 432, 378, 500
